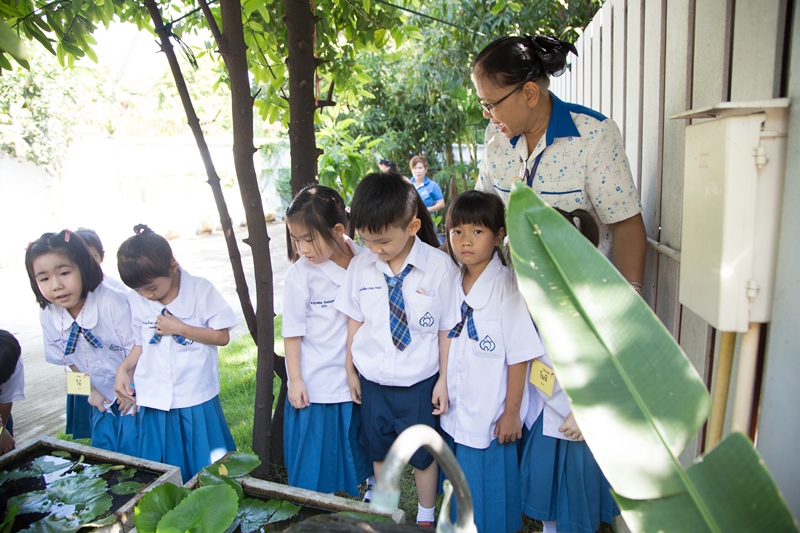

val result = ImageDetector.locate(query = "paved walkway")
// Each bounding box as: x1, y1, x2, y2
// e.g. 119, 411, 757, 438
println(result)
0, 222, 290, 446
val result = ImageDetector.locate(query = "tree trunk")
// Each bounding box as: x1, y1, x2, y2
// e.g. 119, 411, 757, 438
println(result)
285, 0, 319, 195
216, 0, 277, 479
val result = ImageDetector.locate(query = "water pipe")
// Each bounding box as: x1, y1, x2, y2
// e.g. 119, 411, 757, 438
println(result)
369, 424, 477, 533
731, 322, 761, 435
707, 331, 736, 448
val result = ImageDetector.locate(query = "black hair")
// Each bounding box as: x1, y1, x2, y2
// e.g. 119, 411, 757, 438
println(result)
555, 208, 600, 248
379, 159, 398, 172
285, 185, 350, 262
117, 225, 174, 289
0, 329, 21, 386
25, 230, 104, 309
75, 228, 105, 261
473, 35, 577, 88
350, 172, 439, 248
445, 190, 508, 266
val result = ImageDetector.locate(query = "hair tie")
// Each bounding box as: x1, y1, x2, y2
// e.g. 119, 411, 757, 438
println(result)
524, 34, 578, 79
25, 241, 34, 251
63, 230, 71, 242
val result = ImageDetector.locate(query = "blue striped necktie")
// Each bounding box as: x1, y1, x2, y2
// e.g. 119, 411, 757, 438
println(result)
384, 264, 414, 351
149, 308, 189, 345
64, 321, 103, 355
448, 301, 478, 341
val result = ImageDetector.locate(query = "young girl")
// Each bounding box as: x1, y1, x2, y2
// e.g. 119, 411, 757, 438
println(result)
282, 185, 372, 495
76, 227, 128, 293
334, 172, 459, 527
114, 224, 237, 482
439, 191, 546, 533
520, 208, 619, 533
25, 230, 138, 454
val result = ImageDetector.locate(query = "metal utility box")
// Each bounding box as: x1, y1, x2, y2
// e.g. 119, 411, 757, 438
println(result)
672, 100, 789, 332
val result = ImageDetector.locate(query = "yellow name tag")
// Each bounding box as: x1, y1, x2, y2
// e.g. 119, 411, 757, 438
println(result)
530, 359, 555, 397
67, 373, 91, 396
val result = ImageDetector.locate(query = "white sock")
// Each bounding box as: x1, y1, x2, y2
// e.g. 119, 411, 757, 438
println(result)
542, 520, 557, 533
366, 475, 376, 487
417, 504, 435, 523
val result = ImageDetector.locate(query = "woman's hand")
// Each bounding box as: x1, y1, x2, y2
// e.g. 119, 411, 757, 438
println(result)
288, 380, 310, 409
494, 409, 522, 444
558, 412, 584, 441
431, 376, 449, 415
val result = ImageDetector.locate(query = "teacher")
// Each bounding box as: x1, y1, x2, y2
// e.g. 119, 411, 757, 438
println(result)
473, 35, 646, 293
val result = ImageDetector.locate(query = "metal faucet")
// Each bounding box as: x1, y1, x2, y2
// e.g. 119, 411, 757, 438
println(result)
369, 424, 478, 533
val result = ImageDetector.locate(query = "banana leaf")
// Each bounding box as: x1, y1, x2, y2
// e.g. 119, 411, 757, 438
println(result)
507, 185, 798, 531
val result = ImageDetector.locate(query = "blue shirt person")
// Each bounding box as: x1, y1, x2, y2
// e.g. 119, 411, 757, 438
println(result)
409, 155, 445, 214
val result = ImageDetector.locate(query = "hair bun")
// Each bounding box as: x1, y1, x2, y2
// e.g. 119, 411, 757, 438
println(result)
525, 34, 578, 78
133, 224, 152, 235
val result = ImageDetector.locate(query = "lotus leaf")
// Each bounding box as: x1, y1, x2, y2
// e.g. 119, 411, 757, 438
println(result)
198, 468, 244, 501
0, 455, 71, 483
208, 451, 261, 478
156, 484, 238, 533
134, 483, 191, 533
1, 506, 17, 533
110, 481, 144, 495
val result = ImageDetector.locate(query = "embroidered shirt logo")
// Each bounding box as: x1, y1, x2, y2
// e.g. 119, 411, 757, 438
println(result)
479, 335, 496, 352
419, 312, 435, 328
108, 344, 124, 352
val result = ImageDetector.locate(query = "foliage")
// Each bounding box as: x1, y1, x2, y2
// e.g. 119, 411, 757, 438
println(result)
507, 185, 799, 532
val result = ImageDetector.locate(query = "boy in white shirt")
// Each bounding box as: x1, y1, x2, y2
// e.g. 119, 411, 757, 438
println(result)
335, 172, 459, 528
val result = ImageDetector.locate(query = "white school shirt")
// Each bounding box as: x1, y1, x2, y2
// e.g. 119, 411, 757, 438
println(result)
476, 93, 642, 257
128, 267, 238, 410
282, 236, 361, 404
103, 275, 129, 293
334, 236, 460, 387
440, 254, 546, 449
0, 359, 25, 404
523, 350, 574, 441
40, 283, 134, 402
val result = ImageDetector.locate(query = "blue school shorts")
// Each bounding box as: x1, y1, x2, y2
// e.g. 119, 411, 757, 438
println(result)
358, 373, 439, 470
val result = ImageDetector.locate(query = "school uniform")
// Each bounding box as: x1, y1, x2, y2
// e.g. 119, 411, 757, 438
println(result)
282, 236, 371, 496
440, 254, 545, 533
103, 275, 129, 293
520, 352, 619, 533
334, 236, 459, 469
0, 359, 25, 436
40, 283, 138, 454
128, 267, 237, 482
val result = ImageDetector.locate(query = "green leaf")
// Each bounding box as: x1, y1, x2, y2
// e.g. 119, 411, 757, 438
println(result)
134, 483, 191, 533
1, 506, 17, 533
48, 476, 107, 504
51, 451, 72, 459
237, 499, 275, 533
199, 467, 244, 501
508, 185, 709, 499
19, 514, 80, 533
266, 500, 302, 524
7, 491, 51, 514
0, 19, 27, 59
61, 41, 85, 58
110, 481, 144, 495
210, 451, 261, 477
373, 28, 389, 49
156, 485, 238, 533
362, 0, 370, 12
490, 0, 506, 15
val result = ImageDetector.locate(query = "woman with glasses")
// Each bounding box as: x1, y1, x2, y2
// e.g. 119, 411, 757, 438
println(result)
472, 35, 643, 533
473, 35, 646, 294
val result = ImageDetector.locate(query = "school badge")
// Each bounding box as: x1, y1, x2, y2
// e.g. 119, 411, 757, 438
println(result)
479, 335, 496, 352
419, 312, 435, 328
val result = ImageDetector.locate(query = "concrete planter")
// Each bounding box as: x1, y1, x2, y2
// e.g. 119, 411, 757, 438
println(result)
0, 436, 182, 532
185, 469, 405, 526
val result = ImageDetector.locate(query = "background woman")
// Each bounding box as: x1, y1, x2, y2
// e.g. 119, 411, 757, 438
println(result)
409, 155, 445, 215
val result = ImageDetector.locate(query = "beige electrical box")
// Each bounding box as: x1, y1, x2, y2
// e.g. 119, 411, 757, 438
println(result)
671, 100, 789, 332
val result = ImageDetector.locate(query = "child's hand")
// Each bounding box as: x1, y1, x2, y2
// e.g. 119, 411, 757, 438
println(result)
0, 428, 15, 456
558, 412, 584, 441
115, 367, 136, 403
494, 409, 522, 444
431, 376, 449, 415
347, 369, 361, 404
288, 380, 310, 409
88, 387, 108, 412
155, 311, 186, 337
117, 396, 137, 416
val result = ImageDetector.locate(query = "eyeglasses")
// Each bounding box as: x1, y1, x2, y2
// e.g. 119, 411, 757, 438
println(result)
478, 83, 524, 114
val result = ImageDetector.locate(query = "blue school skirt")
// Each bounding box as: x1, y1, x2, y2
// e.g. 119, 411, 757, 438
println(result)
90, 402, 139, 456
284, 401, 372, 496
520, 413, 619, 533
441, 431, 522, 533
66, 394, 92, 439
137, 396, 236, 483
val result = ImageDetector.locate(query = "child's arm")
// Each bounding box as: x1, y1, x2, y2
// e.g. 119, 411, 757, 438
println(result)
284, 337, 309, 409
494, 361, 527, 443
346, 318, 362, 404
115, 345, 142, 404
431, 331, 450, 416
0, 403, 13, 455
558, 412, 584, 441
155, 312, 230, 346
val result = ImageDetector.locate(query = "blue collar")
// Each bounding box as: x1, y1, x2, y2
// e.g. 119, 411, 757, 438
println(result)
509, 92, 600, 149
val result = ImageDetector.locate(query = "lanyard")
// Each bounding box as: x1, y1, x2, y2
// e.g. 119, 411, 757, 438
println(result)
519, 151, 545, 188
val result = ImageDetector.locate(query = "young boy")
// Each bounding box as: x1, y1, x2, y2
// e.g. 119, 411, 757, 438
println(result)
0, 329, 25, 455
334, 172, 459, 527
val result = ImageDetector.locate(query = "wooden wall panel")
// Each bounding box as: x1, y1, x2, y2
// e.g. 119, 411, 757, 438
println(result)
612, 0, 627, 140
592, 14, 603, 112
575, 27, 584, 106
601, 1, 613, 117
625, 0, 644, 192
692, 0, 732, 107
584, 21, 594, 108
730, 0, 788, 100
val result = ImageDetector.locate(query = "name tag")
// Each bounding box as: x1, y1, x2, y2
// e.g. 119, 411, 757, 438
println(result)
530, 359, 555, 397
67, 373, 92, 396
